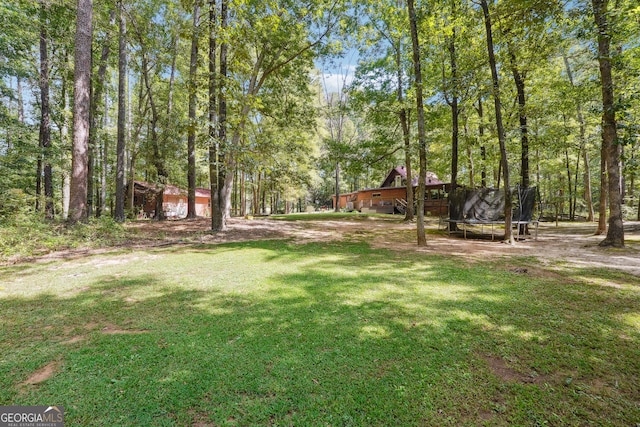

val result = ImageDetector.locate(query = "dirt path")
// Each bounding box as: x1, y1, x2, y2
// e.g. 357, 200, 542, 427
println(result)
124, 217, 640, 278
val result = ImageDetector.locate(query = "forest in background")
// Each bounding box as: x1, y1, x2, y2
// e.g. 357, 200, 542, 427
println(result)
0, 0, 638, 245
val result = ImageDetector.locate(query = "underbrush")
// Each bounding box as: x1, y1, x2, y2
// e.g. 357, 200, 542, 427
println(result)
0, 215, 128, 262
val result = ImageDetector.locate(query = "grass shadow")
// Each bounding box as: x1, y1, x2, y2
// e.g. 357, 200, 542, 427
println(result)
0, 239, 638, 426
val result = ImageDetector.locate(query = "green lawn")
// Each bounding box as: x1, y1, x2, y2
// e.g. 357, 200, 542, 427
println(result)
1, 238, 638, 426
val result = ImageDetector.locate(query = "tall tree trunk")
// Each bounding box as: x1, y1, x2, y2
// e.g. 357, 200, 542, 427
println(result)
115, 0, 127, 222
447, 29, 459, 194
99, 89, 108, 216
209, 0, 218, 227
395, 41, 414, 221
478, 96, 487, 187
211, 0, 228, 231
481, 0, 513, 243
167, 36, 178, 116
445, 27, 460, 231
142, 54, 166, 221
39, 0, 54, 219
508, 46, 529, 189
61, 74, 71, 220
592, 0, 624, 247
217, 0, 229, 227
407, 0, 427, 246
187, 0, 201, 219
563, 52, 595, 221
88, 8, 115, 218
392, 32, 413, 221
69, 0, 93, 223
400, 110, 414, 221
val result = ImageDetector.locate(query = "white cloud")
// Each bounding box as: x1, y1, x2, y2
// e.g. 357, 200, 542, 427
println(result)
320, 69, 355, 94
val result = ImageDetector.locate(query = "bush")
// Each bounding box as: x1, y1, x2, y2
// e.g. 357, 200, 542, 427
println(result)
69, 216, 128, 242
0, 189, 36, 224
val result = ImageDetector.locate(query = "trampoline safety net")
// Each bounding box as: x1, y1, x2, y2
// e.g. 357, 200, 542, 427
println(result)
449, 186, 538, 222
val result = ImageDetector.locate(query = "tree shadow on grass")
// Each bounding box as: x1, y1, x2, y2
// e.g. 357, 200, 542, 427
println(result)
0, 239, 638, 426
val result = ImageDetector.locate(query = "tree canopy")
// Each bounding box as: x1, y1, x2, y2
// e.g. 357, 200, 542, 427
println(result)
0, 0, 638, 245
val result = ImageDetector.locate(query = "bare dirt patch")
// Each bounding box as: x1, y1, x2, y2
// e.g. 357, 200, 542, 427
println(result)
13, 216, 640, 278
61, 335, 86, 345
481, 354, 546, 385
20, 361, 60, 386
120, 217, 640, 278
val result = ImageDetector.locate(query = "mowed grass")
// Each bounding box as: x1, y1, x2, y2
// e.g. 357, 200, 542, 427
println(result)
1, 239, 639, 426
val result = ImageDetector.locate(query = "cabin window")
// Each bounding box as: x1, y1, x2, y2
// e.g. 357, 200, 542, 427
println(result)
394, 175, 402, 187
372, 192, 381, 198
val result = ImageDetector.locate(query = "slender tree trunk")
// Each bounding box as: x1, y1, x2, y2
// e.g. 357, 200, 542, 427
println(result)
573, 152, 580, 220
39, 0, 54, 219
592, 0, 624, 247
582, 149, 595, 222
596, 144, 608, 233
217, 0, 229, 227
127, 66, 136, 213
36, 153, 43, 213
481, 0, 513, 243
17, 76, 24, 126
477, 96, 487, 187
167, 36, 178, 116
392, 35, 414, 221
400, 109, 414, 221
88, 8, 115, 218
448, 30, 459, 194
536, 147, 541, 187
128, 147, 137, 215
115, 0, 127, 222
407, 0, 427, 246
334, 161, 340, 212
211, 0, 228, 231
254, 172, 261, 215
240, 171, 246, 216
187, 0, 201, 219
465, 117, 474, 187
139, 51, 166, 220
508, 47, 529, 189
99, 89, 108, 216
69, 0, 93, 223
261, 174, 267, 214
564, 148, 573, 220
446, 28, 460, 231
61, 75, 71, 219
233, 165, 238, 215
563, 53, 595, 221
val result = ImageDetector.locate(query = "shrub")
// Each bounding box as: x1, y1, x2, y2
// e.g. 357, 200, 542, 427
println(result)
0, 189, 36, 224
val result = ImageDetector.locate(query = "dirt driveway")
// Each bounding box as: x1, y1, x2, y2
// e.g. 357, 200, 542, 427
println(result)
126, 217, 640, 278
